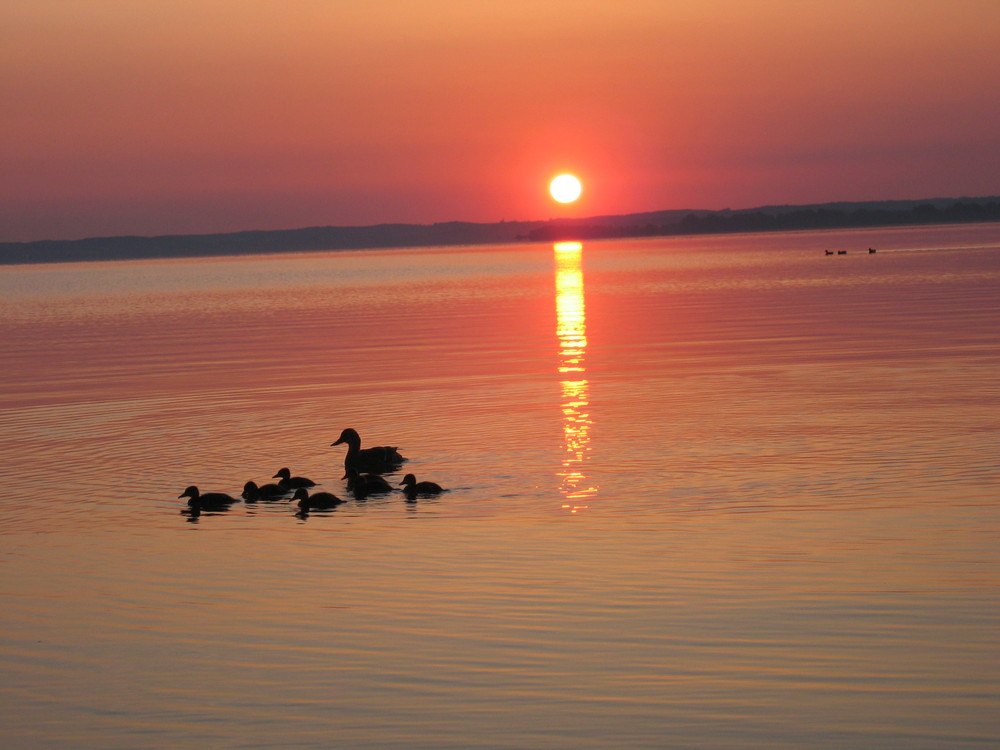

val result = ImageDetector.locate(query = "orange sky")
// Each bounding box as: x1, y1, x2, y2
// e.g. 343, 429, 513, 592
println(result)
2, 0, 998, 241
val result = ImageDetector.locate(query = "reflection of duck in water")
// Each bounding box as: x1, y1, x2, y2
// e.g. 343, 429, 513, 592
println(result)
399, 473, 445, 498
292, 487, 344, 511
242, 480, 288, 501
345, 467, 394, 498
272, 467, 316, 490
331, 428, 406, 476
179, 485, 240, 514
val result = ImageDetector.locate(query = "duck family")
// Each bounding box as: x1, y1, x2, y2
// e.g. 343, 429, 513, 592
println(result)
178, 428, 446, 518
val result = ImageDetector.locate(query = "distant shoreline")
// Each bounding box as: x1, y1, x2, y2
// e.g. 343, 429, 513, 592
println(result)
2, 196, 998, 266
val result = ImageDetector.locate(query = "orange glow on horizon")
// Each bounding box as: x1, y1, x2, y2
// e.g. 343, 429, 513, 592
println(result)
2, 2, 997, 241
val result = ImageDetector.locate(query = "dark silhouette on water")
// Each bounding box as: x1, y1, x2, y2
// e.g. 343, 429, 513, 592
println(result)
179, 485, 240, 516
273, 467, 316, 490
332, 428, 406, 476
399, 473, 446, 498
242, 480, 289, 501
345, 467, 394, 498
292, 487, 345, 512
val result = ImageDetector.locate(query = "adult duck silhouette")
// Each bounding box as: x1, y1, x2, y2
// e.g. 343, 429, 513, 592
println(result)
331, 428, 405, 476
291, 487, 344, 511
179, 485, 239, 514
399, 473, 445, 498
242, 480, 288, 501
272, 467, 316, 490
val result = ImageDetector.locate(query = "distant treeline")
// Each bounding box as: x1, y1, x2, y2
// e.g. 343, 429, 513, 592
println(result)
4, 197, 999, 265
525, 200, 1000, 242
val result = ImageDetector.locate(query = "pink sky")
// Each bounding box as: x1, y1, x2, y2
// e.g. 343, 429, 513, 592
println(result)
2, 0, 998, 241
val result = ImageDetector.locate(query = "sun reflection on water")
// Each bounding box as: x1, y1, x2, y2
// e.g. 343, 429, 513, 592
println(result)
554, 242, 596, 510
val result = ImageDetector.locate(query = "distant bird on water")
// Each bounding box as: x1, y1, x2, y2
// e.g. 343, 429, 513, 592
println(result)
292, 487, 344, 511
331, 428, 405, 476
242, 480, 288, 501
272, 467, 316, 490
179, 485, 239, 514
399, 473, 445, 497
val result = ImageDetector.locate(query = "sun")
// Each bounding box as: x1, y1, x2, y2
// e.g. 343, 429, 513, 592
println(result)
550, 174, 582, 204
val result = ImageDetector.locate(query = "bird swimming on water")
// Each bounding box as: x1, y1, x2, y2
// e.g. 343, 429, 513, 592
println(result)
345, 467, 394, 498
331, 428, 405, 476
242, 480, 288, 501
291, 487, 344, 511
272, 467, 316, 490
179, 485, 239, 513
399, 473, 445, 497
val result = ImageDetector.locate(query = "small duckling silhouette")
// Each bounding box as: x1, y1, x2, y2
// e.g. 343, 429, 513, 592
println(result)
399, 473, 445, 497
242, 480, 288, 501
179, 485, 239, 513
292, 487, 344, 511
272, 467, 316, 490
345, 467, 394, 498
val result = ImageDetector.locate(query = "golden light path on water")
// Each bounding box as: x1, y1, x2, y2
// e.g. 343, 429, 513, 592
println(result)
553, 241, 596, 510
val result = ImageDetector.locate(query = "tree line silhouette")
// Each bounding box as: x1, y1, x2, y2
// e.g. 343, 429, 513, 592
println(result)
526, 200, 1000, 242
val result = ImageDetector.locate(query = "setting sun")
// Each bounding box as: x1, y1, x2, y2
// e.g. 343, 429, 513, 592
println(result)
550, 174, 582, 204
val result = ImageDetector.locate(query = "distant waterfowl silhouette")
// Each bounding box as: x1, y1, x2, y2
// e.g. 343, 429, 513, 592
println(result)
399, 473, 445, 497
824, 249, 833, 255
837, 250, 847, 255
345, 467, 394, 498
292, 487, 344, 511
272, 467, 316, 490
331, 428, 405, 476
869, 247, 877, 254
179, 485, 239, 513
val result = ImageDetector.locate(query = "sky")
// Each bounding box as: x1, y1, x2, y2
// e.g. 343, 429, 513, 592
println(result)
2, 0, 999, 242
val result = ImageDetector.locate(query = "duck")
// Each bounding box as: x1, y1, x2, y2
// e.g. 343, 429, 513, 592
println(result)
345, 467, 394, 498
399, 473, 445, 497
272, 467, 316, 490
868, 247, 877, 254
824, 249, 833, 256
242, 480, 288, 501
331, 428, 406, 476
291, 487, 345, 511
837, 250, 847, 255
179, 485, 240, 511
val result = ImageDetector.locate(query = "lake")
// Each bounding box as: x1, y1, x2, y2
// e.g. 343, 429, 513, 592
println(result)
1, 223, 998, 749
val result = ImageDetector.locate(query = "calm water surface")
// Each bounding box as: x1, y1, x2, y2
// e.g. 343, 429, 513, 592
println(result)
1, 224, 999, 748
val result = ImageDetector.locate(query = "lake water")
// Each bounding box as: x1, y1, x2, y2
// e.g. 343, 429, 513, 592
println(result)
1, 224, 998, 749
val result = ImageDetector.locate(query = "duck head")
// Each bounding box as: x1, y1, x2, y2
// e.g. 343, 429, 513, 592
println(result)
331, 428, 360, 447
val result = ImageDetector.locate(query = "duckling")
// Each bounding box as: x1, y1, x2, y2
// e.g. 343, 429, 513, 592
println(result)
272, 467, 316, 490
242, 480, 288, 501
331, 428, 405, 476
399, 473, 445, 497
345, 467, 394, 497
179, 485, 239, 511
292, 487, 344, 511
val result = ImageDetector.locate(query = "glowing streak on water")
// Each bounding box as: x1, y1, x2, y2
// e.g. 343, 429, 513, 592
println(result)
554, 241, 596, 508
